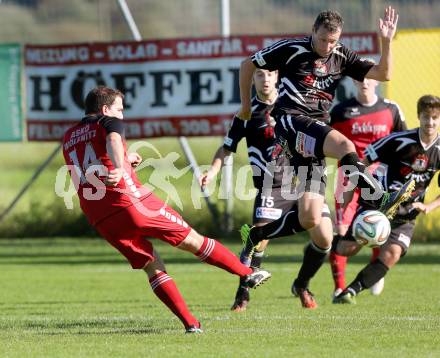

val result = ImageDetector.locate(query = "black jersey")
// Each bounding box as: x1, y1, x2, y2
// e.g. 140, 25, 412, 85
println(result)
223, 96, 289, 189
364, 128, 440, 222
251, 36, 374, 122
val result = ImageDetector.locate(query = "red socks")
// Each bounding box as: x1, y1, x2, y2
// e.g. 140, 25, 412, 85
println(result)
149, 271, 198, 329
329, 251, 348, 290
196, 237, 252, 277
371, 247, 380, 262
330, 248, 381, 290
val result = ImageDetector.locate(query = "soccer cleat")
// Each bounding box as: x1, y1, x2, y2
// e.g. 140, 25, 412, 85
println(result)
239, 224, 258, 265
332, 287, 344, 299
370, 277, 385, 296
231, 286, 250, 312
185, 323, 203, 334
242, 268, 271, 289
378, 179, 415, 219
291, 284, 318, 309
332, 290, 356, 304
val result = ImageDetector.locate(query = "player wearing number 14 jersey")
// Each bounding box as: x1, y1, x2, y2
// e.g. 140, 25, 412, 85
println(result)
62, 86, 271, 333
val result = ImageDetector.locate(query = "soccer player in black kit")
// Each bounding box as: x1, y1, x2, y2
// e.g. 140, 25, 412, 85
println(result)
236, 6, 415, 308
201, 68, 332, 310
329, 75, 407, 298
333, 95, 440, 304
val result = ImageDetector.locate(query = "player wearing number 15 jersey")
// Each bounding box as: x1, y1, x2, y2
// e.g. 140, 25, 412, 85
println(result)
61, 86, 271, 333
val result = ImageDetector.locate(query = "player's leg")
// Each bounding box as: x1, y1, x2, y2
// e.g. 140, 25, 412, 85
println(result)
369, 246, 384, 295
329, 186, 360, 295
132, 192, 271, 288
239, 157, 328, 260
95, 215, 201, 333
232, 236, 268, 312
291, 204, 333, 309
232, 186, 292, 311
334, 223, 413, 304
323, 129, 415, 218
144, 250, 202, 333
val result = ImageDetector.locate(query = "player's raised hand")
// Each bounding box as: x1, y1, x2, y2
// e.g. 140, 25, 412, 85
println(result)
379, 6, 399, 40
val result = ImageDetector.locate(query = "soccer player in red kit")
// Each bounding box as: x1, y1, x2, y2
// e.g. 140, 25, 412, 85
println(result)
62, 86, 271, 333
329, 76, 406, 297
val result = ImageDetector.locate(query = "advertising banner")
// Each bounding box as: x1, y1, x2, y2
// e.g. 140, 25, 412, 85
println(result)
0, 44, 22, 141
25, 33, 378, 141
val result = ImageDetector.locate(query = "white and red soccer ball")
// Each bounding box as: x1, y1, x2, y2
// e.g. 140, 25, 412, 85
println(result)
352, 210, 391, 247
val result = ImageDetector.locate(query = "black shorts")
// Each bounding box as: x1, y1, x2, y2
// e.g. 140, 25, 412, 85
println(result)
252, 186, 294, 225
252, 186, 331, 225
273, 114, 331, 196
387, 221, 415, 254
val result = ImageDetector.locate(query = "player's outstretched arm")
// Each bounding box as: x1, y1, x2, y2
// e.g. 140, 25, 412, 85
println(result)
237, 57, 256, 120
412, 195, 440, 214
366, 6, 399, 81
199, 147, 232, 188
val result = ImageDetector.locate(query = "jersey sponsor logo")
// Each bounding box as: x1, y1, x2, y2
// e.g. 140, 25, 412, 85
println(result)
223, 136, 233, 146
295, 131, 316, 158
411, 154, 429, 172
397, 232, 411, 248
271, 136, 292, 160
313, 60, 328, 77
351, 121, 388, 135
255, 207, 283, 220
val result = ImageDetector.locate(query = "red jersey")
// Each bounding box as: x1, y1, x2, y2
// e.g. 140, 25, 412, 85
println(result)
330, 97, 406, 159
62, 115, 151, 225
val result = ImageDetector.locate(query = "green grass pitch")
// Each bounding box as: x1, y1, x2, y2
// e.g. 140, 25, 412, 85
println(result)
0, 238, 439, 357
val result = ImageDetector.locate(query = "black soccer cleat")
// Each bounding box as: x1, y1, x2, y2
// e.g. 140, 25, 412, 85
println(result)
231, 285, 250, 312
378, 179, 416, 219
242, 268, 271, 289
332, 289, 356, 304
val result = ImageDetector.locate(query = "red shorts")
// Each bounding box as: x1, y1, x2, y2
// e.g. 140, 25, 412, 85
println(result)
95, 192, 192, 269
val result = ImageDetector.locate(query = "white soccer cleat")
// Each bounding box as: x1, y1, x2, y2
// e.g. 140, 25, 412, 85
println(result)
332, 288, 343, 299
370, 277, 385, 296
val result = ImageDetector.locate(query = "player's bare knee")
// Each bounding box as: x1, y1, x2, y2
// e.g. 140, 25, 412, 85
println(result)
338, 138, 356, 157
143, 256, 166, 278
380, 244, 402, 267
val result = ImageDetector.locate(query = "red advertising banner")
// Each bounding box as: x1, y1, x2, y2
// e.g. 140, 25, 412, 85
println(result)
25, 33, 378, 141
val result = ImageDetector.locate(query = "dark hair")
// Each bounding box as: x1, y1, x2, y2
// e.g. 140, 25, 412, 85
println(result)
417, 95, 440, 116
313, 10, 344, 32
84, 86, 124, 114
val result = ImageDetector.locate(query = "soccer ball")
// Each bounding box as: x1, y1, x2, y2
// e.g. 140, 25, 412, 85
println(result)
352, 210, 391, 247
